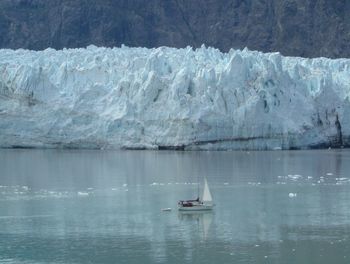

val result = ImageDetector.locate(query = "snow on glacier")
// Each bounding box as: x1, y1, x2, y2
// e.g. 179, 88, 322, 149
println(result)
0, 45, 349, 150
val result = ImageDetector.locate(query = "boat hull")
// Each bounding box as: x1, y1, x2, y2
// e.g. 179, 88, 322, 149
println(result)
178, 204, 214, 211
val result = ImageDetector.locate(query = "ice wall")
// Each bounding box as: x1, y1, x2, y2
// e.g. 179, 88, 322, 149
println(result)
0, 45, 349, 150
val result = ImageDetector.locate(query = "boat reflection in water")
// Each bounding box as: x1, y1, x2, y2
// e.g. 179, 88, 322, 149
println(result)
178, 211, 213, 239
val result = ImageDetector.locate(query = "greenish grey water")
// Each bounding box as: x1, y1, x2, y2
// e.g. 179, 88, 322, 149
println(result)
0, 149, 350, 264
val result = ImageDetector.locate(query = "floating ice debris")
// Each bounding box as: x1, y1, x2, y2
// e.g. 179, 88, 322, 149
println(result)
307, 176, 313, 179
224, 182, 229, 185
326, 173, 333, 176
255, 244, 260, 247
150, 182, 159, 186
248, 182, 261, 186
161, 208, 172, 212
111, 188, 118, 191
289, 193, 297, 198
123, 183, 128, 187
335, 177, 350, 185
288, 174, 302, 181
77, 192, 89, 196
87, 187, 94, 190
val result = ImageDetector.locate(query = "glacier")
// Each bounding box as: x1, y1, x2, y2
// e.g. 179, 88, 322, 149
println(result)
0, 45, 349, 150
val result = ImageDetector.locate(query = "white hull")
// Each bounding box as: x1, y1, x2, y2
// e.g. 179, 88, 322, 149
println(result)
178, 204, 214, 211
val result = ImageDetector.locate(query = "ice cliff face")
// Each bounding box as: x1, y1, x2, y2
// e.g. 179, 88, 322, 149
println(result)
0, 46, 349, 150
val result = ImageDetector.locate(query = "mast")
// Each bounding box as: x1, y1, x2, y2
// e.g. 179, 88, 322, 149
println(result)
197, 173, 200, 199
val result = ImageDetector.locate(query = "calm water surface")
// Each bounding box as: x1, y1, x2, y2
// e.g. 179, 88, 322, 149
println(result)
0, 149, 350, 264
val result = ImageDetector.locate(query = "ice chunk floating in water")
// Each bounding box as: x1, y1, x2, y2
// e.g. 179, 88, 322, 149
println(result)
0, 45, 350, 150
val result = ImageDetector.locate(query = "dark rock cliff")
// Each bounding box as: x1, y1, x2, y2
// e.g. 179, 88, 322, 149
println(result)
0, 0, 349, 58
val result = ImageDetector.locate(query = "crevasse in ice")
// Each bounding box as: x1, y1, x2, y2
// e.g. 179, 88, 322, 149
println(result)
0, 45, 349, 150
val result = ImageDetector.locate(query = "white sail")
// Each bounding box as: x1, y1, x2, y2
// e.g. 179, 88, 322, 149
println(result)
202, 178, 213, 202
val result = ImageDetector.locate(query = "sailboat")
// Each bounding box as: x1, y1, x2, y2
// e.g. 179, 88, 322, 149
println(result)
178, 178, 214, 211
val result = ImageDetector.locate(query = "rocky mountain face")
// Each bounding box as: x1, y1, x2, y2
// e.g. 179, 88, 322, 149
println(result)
0, 0, 349, 58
